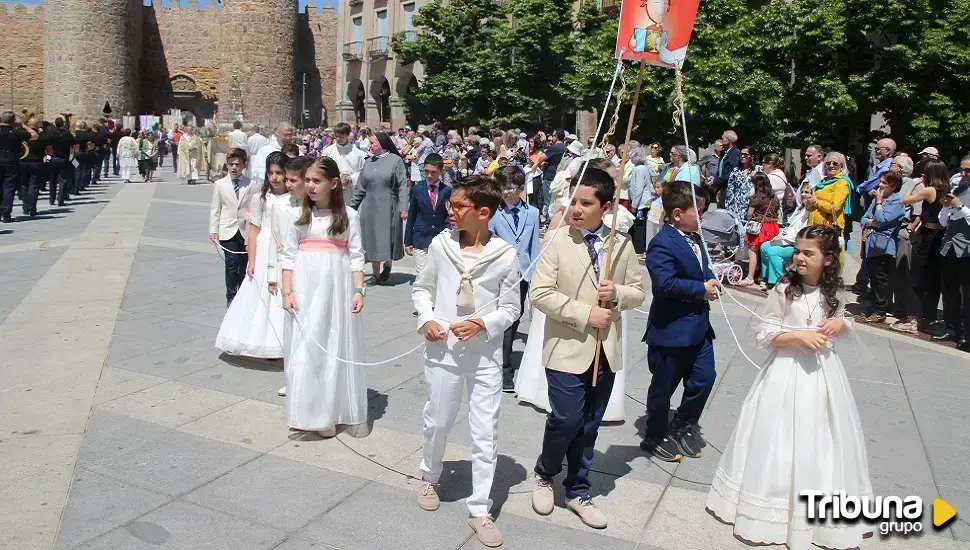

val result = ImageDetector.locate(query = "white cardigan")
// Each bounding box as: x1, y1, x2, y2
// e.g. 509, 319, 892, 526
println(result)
412, 230, 521, 369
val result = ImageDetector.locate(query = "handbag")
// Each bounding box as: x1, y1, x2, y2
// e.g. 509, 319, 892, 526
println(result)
745, 198, 774, 235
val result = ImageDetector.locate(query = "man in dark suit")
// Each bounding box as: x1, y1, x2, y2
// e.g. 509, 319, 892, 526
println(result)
715, 129, 740, 209
641, 181, 719, 462
405, 153, 452, 298
47, 117, 75, 207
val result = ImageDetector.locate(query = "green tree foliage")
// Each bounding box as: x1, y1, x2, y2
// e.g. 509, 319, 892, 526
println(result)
397, 0, 970, 156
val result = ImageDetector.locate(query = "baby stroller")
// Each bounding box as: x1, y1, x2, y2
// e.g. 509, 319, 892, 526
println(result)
699, 209, 745, 285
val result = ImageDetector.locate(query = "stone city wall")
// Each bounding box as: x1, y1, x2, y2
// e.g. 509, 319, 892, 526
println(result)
297, 3, 339, 127
141, 1, 222, 118
0, 0, 338, 126
0, 4, 46, 117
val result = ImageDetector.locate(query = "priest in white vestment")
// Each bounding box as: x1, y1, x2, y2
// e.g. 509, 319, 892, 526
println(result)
322, 122, 367, 204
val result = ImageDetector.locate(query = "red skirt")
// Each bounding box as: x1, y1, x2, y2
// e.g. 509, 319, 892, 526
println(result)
744, 220, 780, 248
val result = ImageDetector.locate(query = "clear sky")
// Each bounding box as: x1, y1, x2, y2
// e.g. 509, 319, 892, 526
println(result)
0, 0, 338, 13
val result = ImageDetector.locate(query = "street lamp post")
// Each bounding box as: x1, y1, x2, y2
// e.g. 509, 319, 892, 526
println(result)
301, 72, 307, 128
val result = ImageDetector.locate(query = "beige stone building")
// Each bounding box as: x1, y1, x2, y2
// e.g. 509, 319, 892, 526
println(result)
0, 0, 338, 128
334, 0, 427, 129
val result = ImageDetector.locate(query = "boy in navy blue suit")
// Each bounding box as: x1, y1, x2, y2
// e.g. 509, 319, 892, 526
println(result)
405, 153, 452, 282
488, 165, 540, 390
641, 181, 720, 462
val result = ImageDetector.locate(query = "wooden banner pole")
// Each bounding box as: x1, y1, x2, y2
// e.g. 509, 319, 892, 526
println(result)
593, 59, 647, 387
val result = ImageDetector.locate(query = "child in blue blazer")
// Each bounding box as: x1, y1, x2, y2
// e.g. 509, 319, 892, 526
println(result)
641, 181, 720, 462
405, 153, 452, 278
489, 165, 541, 391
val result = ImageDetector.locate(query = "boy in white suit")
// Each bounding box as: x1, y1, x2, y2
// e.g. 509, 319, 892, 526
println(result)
209, 148, 252, 306
412, 175, 521, 548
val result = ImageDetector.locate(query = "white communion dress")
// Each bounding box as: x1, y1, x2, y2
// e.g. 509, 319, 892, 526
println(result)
706, 283, 873, 550
215, 192, 287, 358
514, 206, 637, 422
276, 205, 368, 432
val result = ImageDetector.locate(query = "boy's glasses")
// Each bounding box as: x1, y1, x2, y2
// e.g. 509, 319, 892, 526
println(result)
445, 200, 475, 212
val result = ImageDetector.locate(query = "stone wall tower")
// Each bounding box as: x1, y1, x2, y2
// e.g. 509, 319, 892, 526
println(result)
218, 0, 297, 126
43, 0, 142, 123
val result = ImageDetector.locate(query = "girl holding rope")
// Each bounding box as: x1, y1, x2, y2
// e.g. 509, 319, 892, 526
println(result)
278, 157, 367, 438
707, 225, 873, 550
215, 152, 290, 358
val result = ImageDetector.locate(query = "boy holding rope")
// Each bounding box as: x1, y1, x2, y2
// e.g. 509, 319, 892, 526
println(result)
529, 168, 644, 529
209, 148, 252, 306
412, 175, 521, 548
641, 181, 719, 462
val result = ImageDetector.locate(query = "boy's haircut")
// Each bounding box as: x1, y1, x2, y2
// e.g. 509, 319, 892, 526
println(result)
285, 155, 315, 177
227, 147, 248, 164
452, 175, 503, 218
282, 142, 300, 157
494, 165, 525, 189
334, 122, 351, 135
571, 167, 615, 205
662, 180, 708, 217
233, 120, 242, 129
423, 152, 444, 170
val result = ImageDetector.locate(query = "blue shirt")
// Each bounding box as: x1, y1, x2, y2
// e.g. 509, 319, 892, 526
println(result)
859, 158, 892, 208
860, 191, 905, 257
489, 201, 540, 281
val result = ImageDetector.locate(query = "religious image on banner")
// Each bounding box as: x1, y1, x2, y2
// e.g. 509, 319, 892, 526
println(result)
615, 0, 702, 67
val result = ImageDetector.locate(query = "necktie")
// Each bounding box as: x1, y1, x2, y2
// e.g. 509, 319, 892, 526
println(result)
688, 233, 703, 265
584, 233, 600, 281
232, 178, 240, 194
429, 184, 437, 208
511, 206, 519, 229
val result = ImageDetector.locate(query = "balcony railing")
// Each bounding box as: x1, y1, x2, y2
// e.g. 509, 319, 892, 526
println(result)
600, 0, 620, 16
343, 41, 363, 61
367, 36, 389, 58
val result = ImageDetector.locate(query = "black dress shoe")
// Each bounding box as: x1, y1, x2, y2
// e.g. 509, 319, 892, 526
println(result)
932, 329, 961, 343
957, 340, 970, 353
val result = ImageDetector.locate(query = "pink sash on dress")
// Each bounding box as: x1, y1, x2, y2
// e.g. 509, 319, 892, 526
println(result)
298, 237, 348, 252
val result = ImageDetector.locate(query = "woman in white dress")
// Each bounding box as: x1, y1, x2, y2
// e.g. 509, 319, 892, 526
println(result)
279, 156, 367, 437
515, 196, 632, 422
215, 152, 289, 358
117, 129, 138, 183
707, 225, 872, 550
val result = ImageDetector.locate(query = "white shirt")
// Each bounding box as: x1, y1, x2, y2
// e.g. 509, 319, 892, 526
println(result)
228, 129, 247, 150
322, 142, 367, 186
250, 137, 281, 186
247, 133, 269, 158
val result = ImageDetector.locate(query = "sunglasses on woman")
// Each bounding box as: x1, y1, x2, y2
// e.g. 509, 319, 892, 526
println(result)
825, 161, 842, 167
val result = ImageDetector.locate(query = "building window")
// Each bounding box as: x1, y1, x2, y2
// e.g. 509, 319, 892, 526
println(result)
353, 16, 363, 42
376, 9, 388, 37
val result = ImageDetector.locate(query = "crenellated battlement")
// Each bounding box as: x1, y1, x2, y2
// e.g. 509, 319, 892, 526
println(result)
0, 3, 44, 21
143, 0, 223, 13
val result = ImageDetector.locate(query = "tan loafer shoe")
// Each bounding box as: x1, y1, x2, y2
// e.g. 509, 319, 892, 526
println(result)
468, 514, 503, 547
532, 476, 554, 515
418, 482, 440, 511
567, 497, 607, 529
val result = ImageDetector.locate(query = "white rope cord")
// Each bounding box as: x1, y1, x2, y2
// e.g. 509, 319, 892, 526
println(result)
209, 59, 628, 368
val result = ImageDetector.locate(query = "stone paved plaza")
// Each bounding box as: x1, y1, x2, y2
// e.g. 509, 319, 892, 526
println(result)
1, 169, 969, 550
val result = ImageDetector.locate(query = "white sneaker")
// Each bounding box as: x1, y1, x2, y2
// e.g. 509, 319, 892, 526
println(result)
278, 386, 286, 396
418, 483, 440, 511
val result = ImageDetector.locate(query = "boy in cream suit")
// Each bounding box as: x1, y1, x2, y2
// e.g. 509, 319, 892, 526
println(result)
412, 175, 521, 548
529, 168, 644, 529
209, 148, 252, 306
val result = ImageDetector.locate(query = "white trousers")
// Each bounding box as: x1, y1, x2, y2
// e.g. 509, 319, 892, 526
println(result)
120, 166, 132, 181
420, 362, 502, 517
413, 247, 429, 278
